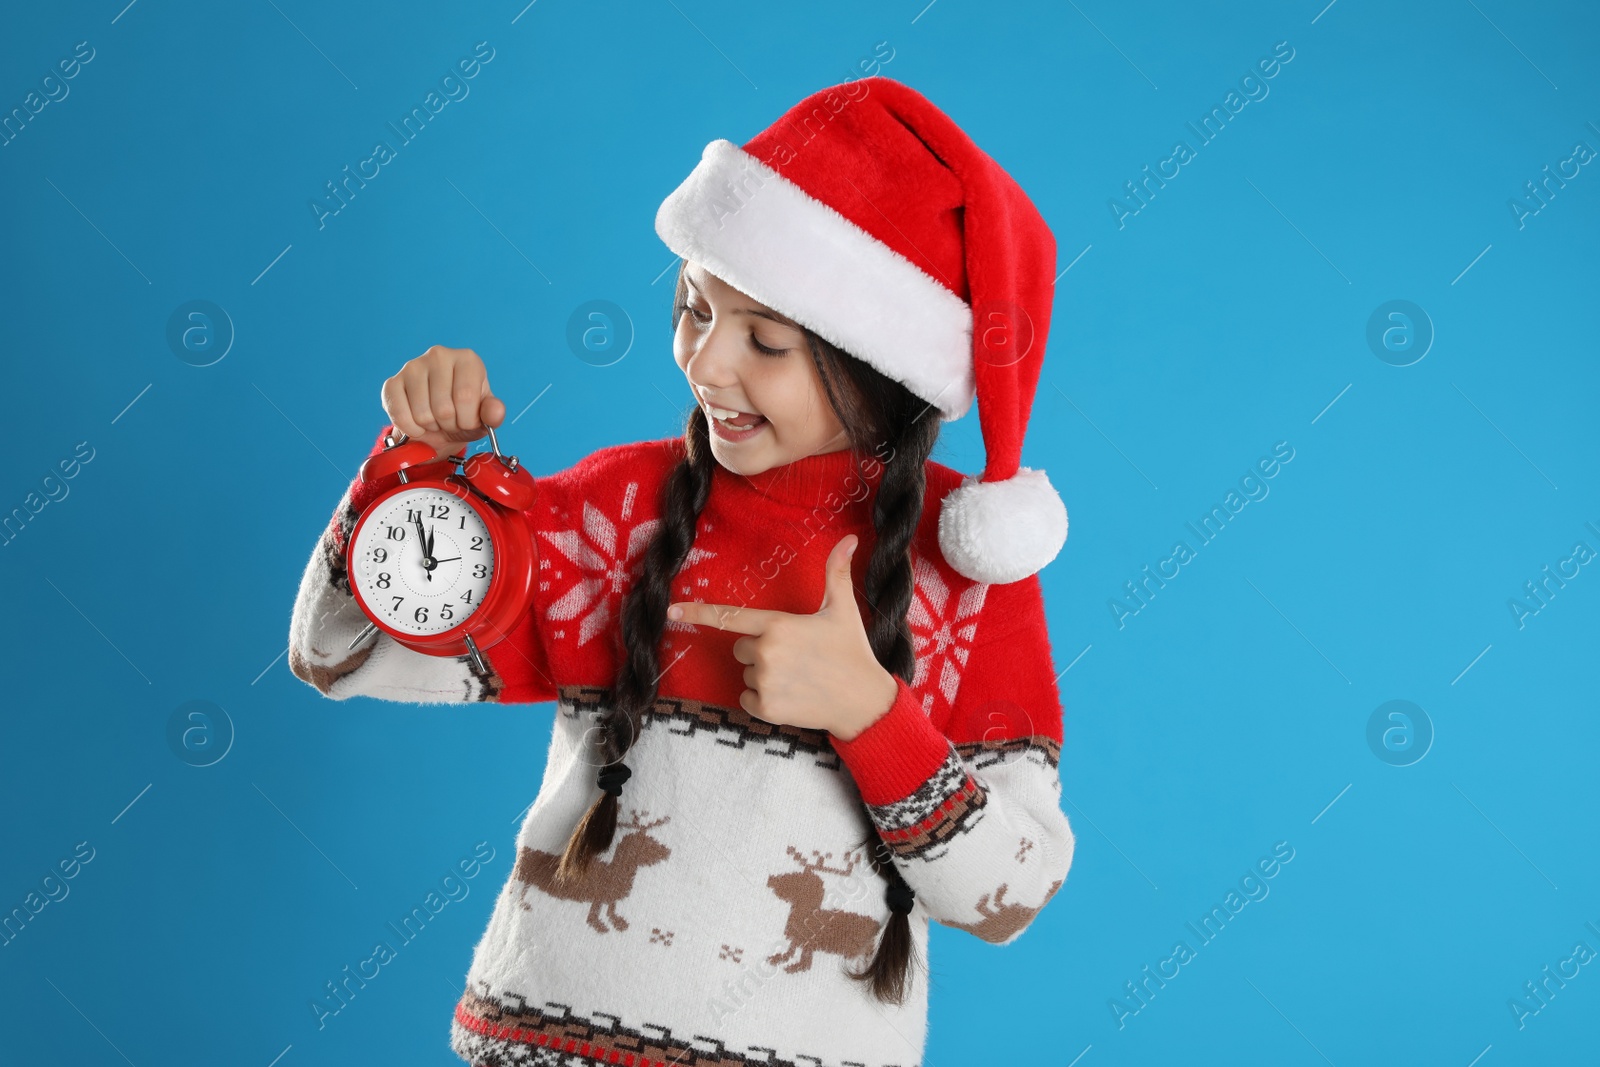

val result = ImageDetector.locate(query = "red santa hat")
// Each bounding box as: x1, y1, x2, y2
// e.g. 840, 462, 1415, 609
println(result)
654, 75, 1067, 585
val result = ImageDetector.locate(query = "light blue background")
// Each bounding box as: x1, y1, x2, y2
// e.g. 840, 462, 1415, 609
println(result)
2, 1, 1597, 1064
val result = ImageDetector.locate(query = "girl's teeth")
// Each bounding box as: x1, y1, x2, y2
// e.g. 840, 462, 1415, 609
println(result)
707, 403, 763, 428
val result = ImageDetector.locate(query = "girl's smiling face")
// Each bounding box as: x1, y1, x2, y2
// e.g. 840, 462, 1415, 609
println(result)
673, 261, 849, 475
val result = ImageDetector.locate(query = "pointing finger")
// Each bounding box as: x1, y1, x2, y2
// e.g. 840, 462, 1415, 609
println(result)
667, 601, 779, 635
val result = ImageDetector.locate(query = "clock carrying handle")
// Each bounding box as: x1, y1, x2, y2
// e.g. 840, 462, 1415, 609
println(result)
483, 426, 520, 470
381, 427, 466, 463
383, 426, 519, 470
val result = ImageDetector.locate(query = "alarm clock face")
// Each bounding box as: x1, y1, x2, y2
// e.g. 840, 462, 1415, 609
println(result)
350, 487, 496, 636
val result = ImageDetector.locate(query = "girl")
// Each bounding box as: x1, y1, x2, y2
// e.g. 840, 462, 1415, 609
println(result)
289, 76, 1073, 1067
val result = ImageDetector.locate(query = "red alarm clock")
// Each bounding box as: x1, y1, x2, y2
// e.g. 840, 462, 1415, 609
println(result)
344, 426, 537, 674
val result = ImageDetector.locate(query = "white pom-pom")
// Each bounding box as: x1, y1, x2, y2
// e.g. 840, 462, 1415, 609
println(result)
937, 467, 1068, 584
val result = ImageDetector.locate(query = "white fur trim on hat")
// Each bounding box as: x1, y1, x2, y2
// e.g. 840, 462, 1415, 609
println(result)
655, 139, 976, 421
937, 467, 1068, 584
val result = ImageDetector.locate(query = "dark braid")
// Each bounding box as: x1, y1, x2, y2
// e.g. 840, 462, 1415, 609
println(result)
554, 262, 944, 1006
553, 403, 715, 884
814, 338, 942, 1005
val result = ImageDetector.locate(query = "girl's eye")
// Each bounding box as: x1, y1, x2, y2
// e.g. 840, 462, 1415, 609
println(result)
676, 302, 789, 356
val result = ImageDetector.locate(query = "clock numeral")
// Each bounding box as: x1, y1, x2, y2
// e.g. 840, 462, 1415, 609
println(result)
469, 536, 484, 552
428, 503, 450, 520
413, 606, 429, 624
385, 525, 405, 541
440, 604, 454, 621
458, 516, 466, 529
406, 508, 420, 522
472, 563, 488, 579
375, 572, 391, 589
390, 596, 404, 612
371, 547, 387, 563
462, 588, 474, 603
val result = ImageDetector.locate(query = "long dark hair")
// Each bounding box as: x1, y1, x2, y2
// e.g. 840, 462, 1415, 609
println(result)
553, 260, 942, 1004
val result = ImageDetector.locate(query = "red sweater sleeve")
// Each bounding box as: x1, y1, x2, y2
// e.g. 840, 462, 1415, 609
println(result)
828, 570, 1074, 943
483, 500, 560, 704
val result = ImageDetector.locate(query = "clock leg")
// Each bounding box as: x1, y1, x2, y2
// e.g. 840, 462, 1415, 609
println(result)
463, 632, 488, 675
347, 621, 379, 651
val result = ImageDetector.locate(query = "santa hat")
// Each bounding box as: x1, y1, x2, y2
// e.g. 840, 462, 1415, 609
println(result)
654, 76, 1067, 585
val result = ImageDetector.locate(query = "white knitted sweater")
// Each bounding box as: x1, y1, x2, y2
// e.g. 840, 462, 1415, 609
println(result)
287, 429, 1075, 1067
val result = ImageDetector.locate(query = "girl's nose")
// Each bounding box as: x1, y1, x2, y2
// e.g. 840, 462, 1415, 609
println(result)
684, 319, 743, 389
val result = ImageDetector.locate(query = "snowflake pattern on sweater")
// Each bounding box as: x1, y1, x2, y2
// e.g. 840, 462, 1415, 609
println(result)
287, 426, 1075, 1067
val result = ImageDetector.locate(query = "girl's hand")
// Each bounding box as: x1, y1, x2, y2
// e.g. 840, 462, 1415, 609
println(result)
667, 534, 899, 740
381, 345, 508, 460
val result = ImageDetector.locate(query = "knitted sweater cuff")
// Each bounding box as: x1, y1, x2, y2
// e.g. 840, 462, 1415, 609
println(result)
828, 676, 955, 806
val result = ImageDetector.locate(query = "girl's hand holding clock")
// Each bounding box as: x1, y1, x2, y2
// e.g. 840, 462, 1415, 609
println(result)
381, 346, 508, 461
667, 534, 899, 742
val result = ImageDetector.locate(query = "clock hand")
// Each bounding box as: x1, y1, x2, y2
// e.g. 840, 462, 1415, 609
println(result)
430, 556, 461, 564
414, 516, 433, 581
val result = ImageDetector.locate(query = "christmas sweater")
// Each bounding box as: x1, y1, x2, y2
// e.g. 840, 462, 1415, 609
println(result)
287, 425, 1076, 1067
